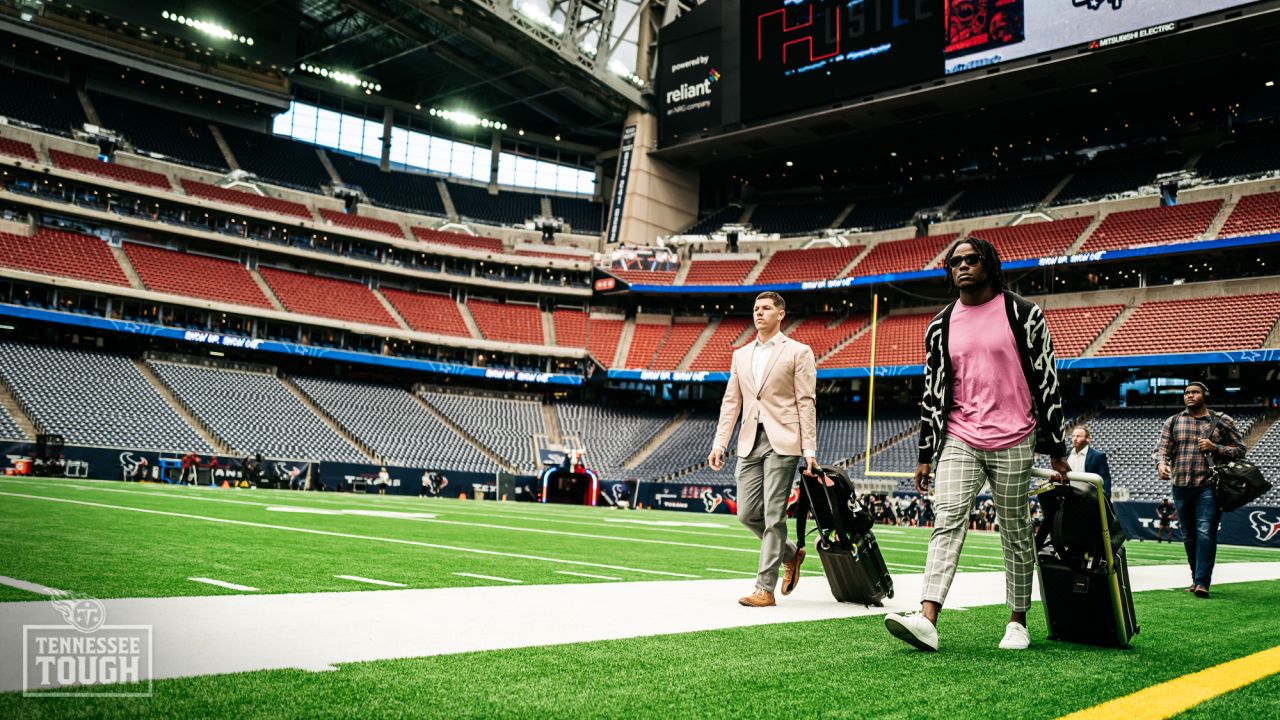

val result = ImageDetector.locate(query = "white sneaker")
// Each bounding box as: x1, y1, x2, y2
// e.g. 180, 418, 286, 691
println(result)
885, 612, 939, 652
998, 621, 1030, 650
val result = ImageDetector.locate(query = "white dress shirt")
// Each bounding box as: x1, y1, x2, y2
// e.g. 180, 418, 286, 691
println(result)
1068, 447, 1088, 474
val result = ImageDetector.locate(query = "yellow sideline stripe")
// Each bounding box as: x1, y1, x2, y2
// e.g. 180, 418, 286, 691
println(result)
1058, 645, 1280, 720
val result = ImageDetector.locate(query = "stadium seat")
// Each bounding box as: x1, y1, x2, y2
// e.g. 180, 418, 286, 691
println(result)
1217, 191, 1280, 238
468, 299, 544, 345
0, 137, 39, 163
0, 229, 130, 286
447, 181, 540, 226
318, 208, 405, 239
122, 242, 273, 309
91, 93, 229, 172
0, 342, 213, 451
549, 196, 604, 234
1098, 293, 1280, 356
1080, 200, 1222, 252
327, 152, 448, 217
819, 311, 934, 369
0, 70, 87, 134
649, 322, 705, 370
688, 317, 753, 371
380, 289, 471, 337
847, 234, 954, 277
411, 226, 505, 254
419, 389, 544, 471
682, 259, 758, 285
1042, 305, 1124, 358
181, 179, 312, 220
50, 149, 171, 190
623, 321, 668, 368
753, 245, 864, 285
217, 125, 332, 192
967, 217, 1093, 261
258, 267, 398, 327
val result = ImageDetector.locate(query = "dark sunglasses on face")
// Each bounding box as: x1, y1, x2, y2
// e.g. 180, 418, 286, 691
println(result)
947, 253, 982, 269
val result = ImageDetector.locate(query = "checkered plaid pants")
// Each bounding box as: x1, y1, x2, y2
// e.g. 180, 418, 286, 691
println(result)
921, 434, 1035, 612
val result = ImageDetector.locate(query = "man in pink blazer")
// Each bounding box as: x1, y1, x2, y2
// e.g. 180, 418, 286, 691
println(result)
709, 291, 819, 607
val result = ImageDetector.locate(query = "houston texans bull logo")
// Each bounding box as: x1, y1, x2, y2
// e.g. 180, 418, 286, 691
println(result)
1249, 510, 1280, 543
118, 452, 147, 479
701, 488, 737, 514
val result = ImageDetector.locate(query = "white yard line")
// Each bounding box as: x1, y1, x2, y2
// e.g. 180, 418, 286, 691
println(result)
704, 568, 755, 576
335, 575, 407, 588
453, 573, 522, 584
188, 577, 259, 592
0, 575, 65, 596
0, 491, 701, 579
4, 562, 1279, 693
555, 571, 620, 581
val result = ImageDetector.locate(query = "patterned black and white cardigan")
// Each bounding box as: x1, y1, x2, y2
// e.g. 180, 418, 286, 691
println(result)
916, 291, 1068, 466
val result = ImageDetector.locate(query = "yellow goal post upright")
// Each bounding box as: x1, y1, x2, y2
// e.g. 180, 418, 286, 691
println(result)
862, 291, 916, 481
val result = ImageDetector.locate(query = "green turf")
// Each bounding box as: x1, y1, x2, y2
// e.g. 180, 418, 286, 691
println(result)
4, 579, 1279, 719
3, 478, 1274, 602
2, 477, 1278, 719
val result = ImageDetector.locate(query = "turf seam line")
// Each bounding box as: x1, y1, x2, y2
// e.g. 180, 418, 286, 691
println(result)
554, 571, 621, 580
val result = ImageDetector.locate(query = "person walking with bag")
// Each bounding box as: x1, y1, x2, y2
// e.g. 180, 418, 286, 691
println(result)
885, 238, 1070, 652
1155, 382, 1246, 598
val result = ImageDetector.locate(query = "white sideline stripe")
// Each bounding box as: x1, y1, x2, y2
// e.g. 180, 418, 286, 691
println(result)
555, 571, 620, 581
335, 575, 407, 588
0, 575, 65, 596
5, 563, 1280, 692
8, 480, 761, 555
0, 491, 700, 578
705, 568, 755, 576
454, 573, 522, 584
188, 577, 259, 592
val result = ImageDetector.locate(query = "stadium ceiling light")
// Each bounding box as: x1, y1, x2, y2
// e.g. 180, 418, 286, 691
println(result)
515, 1, 564, 34
608, 60, 645, 88
1267, 81, 1275, 87
299, 63, 380, 93
161, 10, 253, 45
431, 107, 507, 131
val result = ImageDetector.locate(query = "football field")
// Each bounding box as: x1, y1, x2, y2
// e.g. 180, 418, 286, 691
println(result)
1, 477, 1279, 718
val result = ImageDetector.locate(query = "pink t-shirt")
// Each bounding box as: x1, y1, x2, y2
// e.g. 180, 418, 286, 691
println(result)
945, 293, 1036, 451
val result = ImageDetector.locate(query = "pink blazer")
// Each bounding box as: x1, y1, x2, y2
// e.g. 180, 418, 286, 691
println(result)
713, 334, 818, 458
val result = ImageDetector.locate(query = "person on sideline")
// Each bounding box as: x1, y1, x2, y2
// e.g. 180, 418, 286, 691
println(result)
1156, 382, 1246, 598
709, 291, 818, 608
1068, 425, 1113, 498
885, 238, 1070, 652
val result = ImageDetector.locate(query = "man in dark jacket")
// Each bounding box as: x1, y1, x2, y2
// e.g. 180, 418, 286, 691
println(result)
1068, 425, 1113, 498
886, 238, 1070, 653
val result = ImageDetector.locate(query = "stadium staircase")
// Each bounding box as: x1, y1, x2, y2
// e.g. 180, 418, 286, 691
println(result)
677, 321, 720, 371
541, 310, 556, 345
438, 179, 458, 218
612, 320, 637, 368
411, 388, 519, 474
815, 322, 872, 365
456, 300, 483, 339
277, 375, 379, 463
739, 258, 768, 285
108, 245, 145, 291
247, 268, 287, 312
1242, 412, 1280, 449
371, 289, 413, 331
207, 125, 239, 171
540, 402, 563, 444
130, 359, 231, 454
623, 410, 691, 470
1266, 313, 1280, 348
1204, 195, 1242, 239
1039, 174, 1074, 208
0, 376, 37, 440
1080, 306, 1137, 357
1064, 214, 1106, 255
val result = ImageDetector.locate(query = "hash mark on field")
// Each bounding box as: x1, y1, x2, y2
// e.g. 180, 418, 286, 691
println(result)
335, 575, 407, 588
556, 571, 620, 581
189, 577, 259, 592
453, 573, 522, 584
0, 575, 66, 596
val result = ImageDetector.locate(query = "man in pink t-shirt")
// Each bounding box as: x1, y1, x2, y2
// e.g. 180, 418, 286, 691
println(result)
886, 239, 1070, 653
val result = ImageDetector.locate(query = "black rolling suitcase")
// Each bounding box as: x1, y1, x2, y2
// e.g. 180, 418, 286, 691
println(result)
1033, 472, 1138, 648
793, 466, 893, 606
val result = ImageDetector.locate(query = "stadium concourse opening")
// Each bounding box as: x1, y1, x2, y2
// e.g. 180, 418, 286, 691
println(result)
1, 0, 1280, 716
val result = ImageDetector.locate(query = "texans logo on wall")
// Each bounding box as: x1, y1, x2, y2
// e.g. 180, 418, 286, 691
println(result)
1250, 510, 1280, 543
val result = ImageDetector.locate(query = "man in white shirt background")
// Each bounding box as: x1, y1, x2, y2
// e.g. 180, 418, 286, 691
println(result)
709, 292, 818, 607
1068, 425, 1112, 498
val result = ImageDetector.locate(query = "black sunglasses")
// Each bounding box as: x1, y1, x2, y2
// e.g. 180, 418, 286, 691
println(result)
947, 253, 982, 269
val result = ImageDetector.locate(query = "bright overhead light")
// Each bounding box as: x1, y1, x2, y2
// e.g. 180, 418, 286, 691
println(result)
162, 11, 253, 45
299, 63, 379, 93
1268, 81, 1276, 87
432, 108, 507, 131
515, 1, 564, 34
608, 60, 645, 88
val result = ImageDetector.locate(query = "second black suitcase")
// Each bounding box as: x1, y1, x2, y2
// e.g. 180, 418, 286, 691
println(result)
1034, 474, 1138, 648
794, 466, 893, 606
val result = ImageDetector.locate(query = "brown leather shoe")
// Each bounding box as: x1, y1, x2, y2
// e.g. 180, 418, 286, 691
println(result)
738, 588, 776, 607
780, 548, 806, 596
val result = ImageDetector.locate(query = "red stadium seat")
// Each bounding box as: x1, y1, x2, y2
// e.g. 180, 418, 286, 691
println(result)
181, 179, 312, 220
847, 234, 955, 277
682, 259, 758, 285
49, 149, 170, 190
1080, 201, 1221, 252
411, 226, 505, 254
258, 267, 397, 327
319, 208, 405, 239
967, 218, 1093, 261
468, 299, 544, 345
380, 289, 471, 337
754, 245, 864, 285
123, 243, 272, 309
0, 229, 129, 286
1098, 293, 1280, 356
